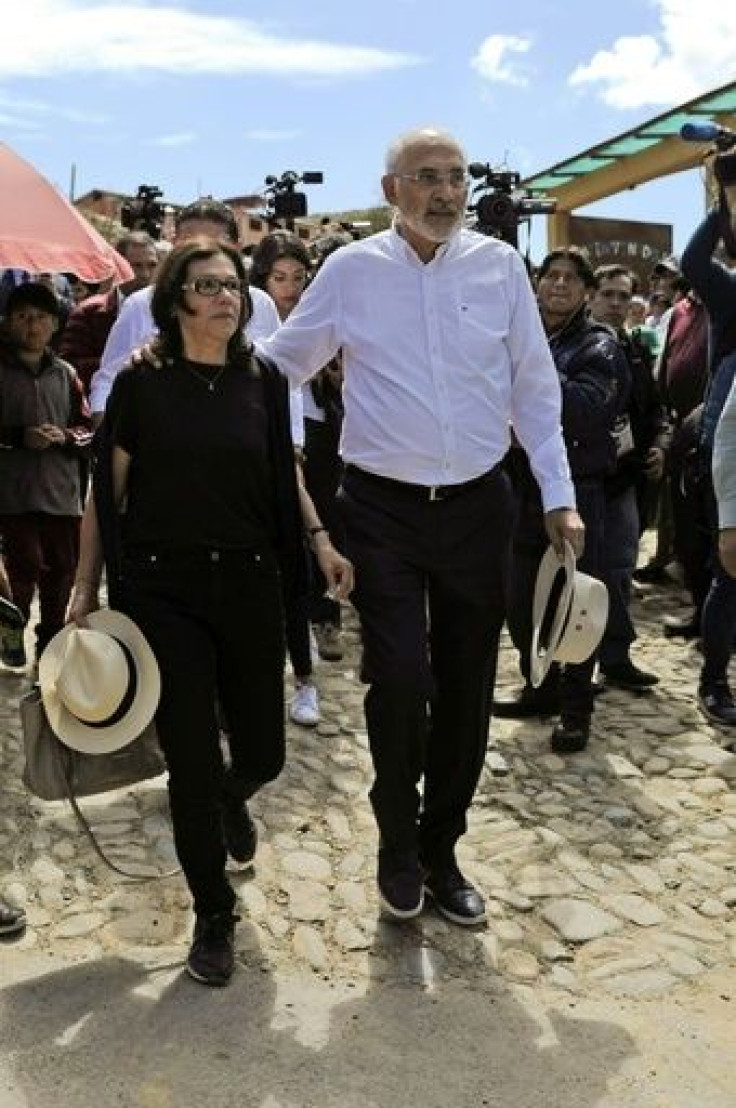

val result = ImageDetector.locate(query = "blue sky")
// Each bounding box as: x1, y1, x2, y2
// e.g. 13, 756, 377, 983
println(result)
3, 0, 736, 258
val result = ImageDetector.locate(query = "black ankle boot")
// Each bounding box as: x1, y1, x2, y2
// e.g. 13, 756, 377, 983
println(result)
550, 714, 590, 754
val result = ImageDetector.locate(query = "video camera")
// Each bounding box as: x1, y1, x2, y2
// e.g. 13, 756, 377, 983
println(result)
263, 170, 324, 224
467, 164, 556, 247
120, 184, 165, 240
681, 121, 736, 186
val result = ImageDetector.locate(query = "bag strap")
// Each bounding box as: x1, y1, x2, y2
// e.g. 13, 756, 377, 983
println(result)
52, 738, 181, 882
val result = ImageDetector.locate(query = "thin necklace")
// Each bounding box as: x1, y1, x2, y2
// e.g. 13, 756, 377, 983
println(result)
184, 362, 227, 392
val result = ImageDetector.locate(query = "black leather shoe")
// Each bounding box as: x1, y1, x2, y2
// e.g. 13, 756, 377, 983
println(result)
632, 562, 669, 584
493, 685, 559, 719
377, 848, 424, 920
662, 612, 700, 639
222, 799, 257, 866
600, 660, 659, 690
698, 683, 736, 726
550, 714, 590, 754
186, 912, 239, 987
0, 901, 26, 936
424, 862, 486, 926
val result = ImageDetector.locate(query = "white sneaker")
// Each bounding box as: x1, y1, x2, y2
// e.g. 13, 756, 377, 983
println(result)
289, 683, 320, 727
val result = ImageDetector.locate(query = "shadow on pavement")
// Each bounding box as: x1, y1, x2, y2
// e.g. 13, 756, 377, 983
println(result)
0, 920, 636, 1108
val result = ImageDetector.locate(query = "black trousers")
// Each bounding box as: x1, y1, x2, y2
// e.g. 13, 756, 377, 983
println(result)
121, 548, 286, 917
336, 465, 513, 864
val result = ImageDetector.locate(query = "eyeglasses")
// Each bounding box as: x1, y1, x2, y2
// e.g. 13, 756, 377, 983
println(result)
393, 169, 470, 190
180, 277, 246, 297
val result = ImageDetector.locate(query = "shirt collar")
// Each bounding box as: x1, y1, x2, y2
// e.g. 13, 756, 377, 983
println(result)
389, 217, 461, 266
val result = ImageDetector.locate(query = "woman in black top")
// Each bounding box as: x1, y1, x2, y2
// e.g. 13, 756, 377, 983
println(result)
68, 238, 352, 986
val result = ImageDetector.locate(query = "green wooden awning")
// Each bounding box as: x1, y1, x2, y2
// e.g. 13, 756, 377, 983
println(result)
522, 80, 736, 209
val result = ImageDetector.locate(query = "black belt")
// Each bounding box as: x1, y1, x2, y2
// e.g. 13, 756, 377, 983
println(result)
345, 464, 499, 502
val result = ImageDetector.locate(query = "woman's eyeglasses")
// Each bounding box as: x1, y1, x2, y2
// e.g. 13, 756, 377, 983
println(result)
181, 277, 246, 297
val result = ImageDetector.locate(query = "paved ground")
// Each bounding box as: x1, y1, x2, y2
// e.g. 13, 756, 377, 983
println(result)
1, 563, 736, 1107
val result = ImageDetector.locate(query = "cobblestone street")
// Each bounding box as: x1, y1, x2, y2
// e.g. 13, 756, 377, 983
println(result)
1, 566, 735, 1107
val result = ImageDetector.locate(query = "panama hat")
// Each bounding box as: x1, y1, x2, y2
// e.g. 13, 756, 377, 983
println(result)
38, 610, 160, 755
530, 541, 609, 689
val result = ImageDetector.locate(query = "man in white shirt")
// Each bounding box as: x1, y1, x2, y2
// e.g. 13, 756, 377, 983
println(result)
259, 127, 584, 927
89, 199, 280, 423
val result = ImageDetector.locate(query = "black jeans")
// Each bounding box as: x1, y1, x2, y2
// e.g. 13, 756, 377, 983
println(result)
337, 465, 513, 864
304, 417, 344, 628
121, 547, 285, 917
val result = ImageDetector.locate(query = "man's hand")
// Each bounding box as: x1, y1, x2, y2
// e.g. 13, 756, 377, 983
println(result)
544, 507, 585, 561
40, 423, 67, 445
644, 446, 666, 481
131, 342, 162, 369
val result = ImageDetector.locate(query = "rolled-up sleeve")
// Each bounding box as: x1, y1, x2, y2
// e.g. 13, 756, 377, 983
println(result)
257, 262, 341, 386
506, 257, 575, 512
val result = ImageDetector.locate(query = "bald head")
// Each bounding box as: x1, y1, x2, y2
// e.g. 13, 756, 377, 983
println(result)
381, 128, 469, 262
385, 128, 466, 175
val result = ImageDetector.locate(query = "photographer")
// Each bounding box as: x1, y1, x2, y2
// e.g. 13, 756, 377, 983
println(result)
681, 149, 736, 727
714, 376, 736, 580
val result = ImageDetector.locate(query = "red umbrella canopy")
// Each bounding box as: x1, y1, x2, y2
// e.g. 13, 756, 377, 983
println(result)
0, 143, 133, 284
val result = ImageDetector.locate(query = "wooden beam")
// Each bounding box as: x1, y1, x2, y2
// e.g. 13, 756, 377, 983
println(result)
545, 111, 736, 212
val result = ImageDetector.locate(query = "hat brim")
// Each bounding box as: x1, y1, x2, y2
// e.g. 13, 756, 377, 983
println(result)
38, 610, 161, 755
530, 542, 576, 688
553, 575, 609, 665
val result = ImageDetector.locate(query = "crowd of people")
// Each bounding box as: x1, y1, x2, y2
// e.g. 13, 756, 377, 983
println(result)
1, 126, 736, 987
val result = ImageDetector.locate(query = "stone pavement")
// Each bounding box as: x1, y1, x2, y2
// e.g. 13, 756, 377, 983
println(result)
1, 570, 736, 1106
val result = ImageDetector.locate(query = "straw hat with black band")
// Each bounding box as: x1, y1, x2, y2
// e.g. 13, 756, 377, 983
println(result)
530, 541, 609, 689
38, 610, 161, 755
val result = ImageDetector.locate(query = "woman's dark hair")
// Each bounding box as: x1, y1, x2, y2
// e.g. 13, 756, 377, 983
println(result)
538, 246, 596, 289
150, 237, 252, 363
249, 231, 311, 290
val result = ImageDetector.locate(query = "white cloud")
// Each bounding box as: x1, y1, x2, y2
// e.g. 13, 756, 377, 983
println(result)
1, 1, 421, 79
244, 129, 302, 143
470, 35, 531, 87
569, 0, 736, 108
149, 132, 196, 148
0, 111, 43, 130
0, 91, 108, 125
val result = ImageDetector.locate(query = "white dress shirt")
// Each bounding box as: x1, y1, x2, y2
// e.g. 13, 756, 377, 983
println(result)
302, 382, 326, 423
258, 226, 574, 511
